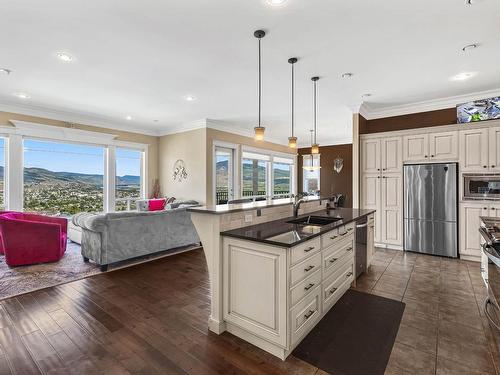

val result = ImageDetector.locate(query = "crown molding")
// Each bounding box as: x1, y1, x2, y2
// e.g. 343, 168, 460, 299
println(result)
157, 119, 208, 136
361, 88, 500, 120
0, 100, 160, 136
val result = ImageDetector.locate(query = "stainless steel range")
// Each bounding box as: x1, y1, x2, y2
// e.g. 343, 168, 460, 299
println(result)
478, 217, 500, 352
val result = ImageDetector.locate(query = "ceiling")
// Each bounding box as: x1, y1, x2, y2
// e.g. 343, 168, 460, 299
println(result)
0, 0, 499, 146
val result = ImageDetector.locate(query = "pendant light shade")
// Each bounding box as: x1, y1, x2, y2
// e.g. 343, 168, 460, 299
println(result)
311, 76, 320, 154
254, 30, 266, 141
288, 57, 298, 148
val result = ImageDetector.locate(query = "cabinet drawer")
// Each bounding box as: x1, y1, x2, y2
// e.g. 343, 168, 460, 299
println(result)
290, 269, 322, 307
323, 261, 354, 305
290, 237, 321, 266
337, 222, 355, 240
321, 228, 340, 249
290, 252, 322, 287
290, 287, 321, 346
323, 239, 355, 278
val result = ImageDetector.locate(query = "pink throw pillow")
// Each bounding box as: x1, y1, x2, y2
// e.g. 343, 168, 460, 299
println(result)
148, 199, 166, 211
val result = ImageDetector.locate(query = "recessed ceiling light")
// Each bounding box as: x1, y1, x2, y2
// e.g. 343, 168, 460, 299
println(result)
462, 43, 479, 52
125, 115, 133, 120
14, 92, 30, 99
0, 68, 11, 75
342, 72, 354, 78
361, 93, 372, 98
450, 72, 477, 81
153, 119, 159, 123
56, 51, 75, 62
183, 94, 196, 101
266, 0, 287, 6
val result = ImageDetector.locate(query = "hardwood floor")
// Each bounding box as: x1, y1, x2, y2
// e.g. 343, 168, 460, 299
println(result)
0, 247, 498, 375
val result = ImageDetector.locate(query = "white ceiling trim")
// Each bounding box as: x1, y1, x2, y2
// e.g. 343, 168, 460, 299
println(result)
0, 100, 160, 136
156, 119, 208, 136
360, 88, 500, 120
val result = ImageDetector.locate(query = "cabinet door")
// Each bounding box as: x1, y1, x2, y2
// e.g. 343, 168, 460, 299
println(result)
460, 203, 488, 259
429, 131, 458, 160
381, 174, 402, 246
367, 215, 375, 267
381, 137, 402, 174
403, 134, 429, 162
361, 174, 381, 243
489, 127, 500, 171
489, 203, 500, 218
361, 138, 381, 174
459, 129, 489, 172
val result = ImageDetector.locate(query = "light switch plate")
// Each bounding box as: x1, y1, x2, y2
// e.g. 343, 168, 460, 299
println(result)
244, 214, 253, 223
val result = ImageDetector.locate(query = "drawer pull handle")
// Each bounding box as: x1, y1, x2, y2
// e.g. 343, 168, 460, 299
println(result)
304, 310, 315, 319
346, 272, 353, 277
329, 258, 338, 264
329, 287, 337, 295
304, 283, 315, 291
339, 232, 348, 236
304, 246, 315, 253
347, 228, 353, 232
330, 235, 338, 240
346, 247, 353, 252
304, 265, 315, 272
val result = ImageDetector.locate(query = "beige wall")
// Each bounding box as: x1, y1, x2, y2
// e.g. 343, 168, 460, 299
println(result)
159, 128, 207, 203
205, 128, 296, 205
0, 111, 159, 197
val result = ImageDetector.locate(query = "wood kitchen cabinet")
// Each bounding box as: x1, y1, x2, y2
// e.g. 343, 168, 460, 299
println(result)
460, 202, 489, 260
403, 133, 429, 162
459, 128, 489, 172
367, 214, 375, 268
403, 131, 458, 162
361, 138, 381, 174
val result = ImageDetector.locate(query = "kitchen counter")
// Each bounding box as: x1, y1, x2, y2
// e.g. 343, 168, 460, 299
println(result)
187, 195, 330, 215
221, 207, 376, 247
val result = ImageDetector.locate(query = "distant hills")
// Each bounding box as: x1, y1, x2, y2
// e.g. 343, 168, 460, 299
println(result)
216, 160, 290, 189
0, 166, 139, 186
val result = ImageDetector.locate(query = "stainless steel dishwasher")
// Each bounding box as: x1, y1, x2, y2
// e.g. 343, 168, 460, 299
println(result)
355, 217, 368, 278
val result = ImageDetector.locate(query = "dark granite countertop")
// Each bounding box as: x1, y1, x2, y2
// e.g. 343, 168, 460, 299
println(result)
220, 208, 376, 247
187, 196, 329, 215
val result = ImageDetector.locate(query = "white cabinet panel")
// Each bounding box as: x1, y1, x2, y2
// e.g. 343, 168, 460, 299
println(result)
361, 139, 380, 174
459, 129, 489, 172
403, 134, 429, 162
489, 127, 500, 172
460, 203, 488, 259
381, 175, 402, 246
361, 174, 381, 243
381, 137, 402, 173
429, 131, 458, 160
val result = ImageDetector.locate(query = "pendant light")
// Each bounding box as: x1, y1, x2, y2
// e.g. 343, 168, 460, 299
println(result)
288, 57, 298, 148
302, 130, 321, 171
254, 30, 266, 141
311, 76, 320, 154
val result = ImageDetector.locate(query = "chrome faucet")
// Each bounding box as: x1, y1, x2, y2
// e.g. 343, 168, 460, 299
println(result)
293, 197, 306, 218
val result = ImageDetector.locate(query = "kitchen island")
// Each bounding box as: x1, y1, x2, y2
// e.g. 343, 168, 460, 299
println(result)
188, 200, 375, 359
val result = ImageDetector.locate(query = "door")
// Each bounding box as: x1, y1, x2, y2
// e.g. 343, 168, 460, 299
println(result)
361, 138, 380, 174
362, 174, 381, 243
215, 147, 235, 204
381, 137, 402, 174
489, 203, 500, 218
489, 127, 500, 171
459, 129, 489, 172
403, 134, 429, 162
381, 174, 402, 246
429, 131, 458, 161
460, 202, 488, 259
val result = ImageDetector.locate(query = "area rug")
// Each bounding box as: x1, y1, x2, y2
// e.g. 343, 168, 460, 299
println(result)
292, 289, 405, 375
0, 241, 201, 300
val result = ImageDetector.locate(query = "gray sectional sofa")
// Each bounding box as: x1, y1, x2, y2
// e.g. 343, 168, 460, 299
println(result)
73, 207, 200, 271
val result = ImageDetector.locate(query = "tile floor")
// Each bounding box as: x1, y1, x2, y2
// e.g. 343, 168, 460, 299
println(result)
354, 248, 500, 375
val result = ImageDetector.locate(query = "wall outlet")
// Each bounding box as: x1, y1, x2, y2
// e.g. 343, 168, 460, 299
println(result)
244, 214, 253, 223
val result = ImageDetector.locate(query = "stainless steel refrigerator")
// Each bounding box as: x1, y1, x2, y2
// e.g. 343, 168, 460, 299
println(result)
403, 163, 458, 258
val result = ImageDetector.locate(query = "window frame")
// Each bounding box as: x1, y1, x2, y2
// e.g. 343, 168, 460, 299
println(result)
302, 154, 321, 195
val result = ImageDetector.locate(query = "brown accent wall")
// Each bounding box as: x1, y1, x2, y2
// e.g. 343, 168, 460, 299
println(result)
297, 144, 353, 207
360, 108, 457, 134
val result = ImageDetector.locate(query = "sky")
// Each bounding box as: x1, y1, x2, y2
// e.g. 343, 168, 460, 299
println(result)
0, 138, 141, 177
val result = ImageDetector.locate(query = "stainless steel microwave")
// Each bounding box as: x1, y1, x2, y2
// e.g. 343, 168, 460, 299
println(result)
464, 174, 500, 200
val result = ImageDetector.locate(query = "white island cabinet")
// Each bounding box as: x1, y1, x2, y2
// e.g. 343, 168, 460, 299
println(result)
222, 222, 355, 360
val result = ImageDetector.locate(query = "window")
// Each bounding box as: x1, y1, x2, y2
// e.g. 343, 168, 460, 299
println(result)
0, 138, 4, 210
242, 151, 269, 198
23, 139, 104, 216
115, 148, 142, 211
302, 154, 320, 195
215, 147, 234, 204
272, 156, 293, 197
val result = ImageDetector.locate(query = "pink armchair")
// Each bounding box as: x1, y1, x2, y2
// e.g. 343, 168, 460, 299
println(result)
0, 212, 67, 267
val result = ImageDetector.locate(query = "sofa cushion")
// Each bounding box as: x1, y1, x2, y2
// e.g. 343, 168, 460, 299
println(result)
148, 198, 166, 211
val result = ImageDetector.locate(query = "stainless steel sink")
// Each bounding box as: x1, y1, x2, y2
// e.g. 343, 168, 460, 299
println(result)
287, 215, 341, 226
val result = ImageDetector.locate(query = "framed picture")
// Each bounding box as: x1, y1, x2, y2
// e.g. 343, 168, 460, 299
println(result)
457, 96, 500, 123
